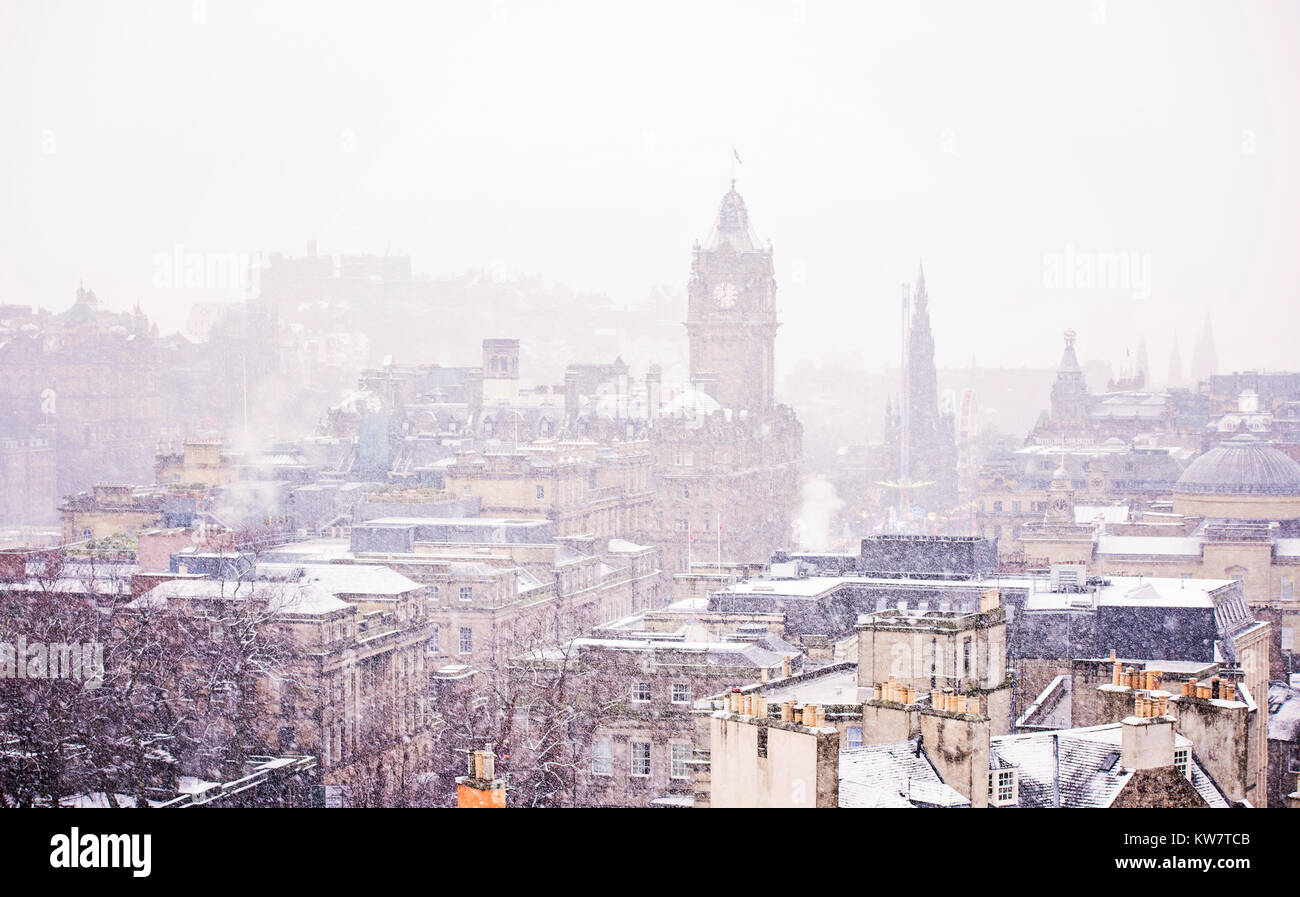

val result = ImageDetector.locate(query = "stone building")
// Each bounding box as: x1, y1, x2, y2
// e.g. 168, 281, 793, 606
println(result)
976, 441, 1191, 559
441, 439, 653, 542
702, 668, 1235, 808
645, 184, 802, 573
127, 563, 442, 793
0, 286, 163, 509
318, 515, 663, 666
0, 434, 56, 529
524, 636, 796, 808
1018, 433, 1300, 678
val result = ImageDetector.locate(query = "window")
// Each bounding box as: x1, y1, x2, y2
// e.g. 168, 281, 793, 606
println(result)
847, 726, 863, 749
592, 741, 612, 776
631, 682, 651, 703
630, 742, 650, 777
670, 743, 690, 779
535, 484, 545, 499
1011, 500, 1021, 513
988, 769, 1017, 806
992, 501, 1003, 513
463, 485, 472, 494
459, 586, 473, 602
458, 627, 473, 654
671, 683, 691, 704
1174, 748, 1190, 781
429, 628, 439, 653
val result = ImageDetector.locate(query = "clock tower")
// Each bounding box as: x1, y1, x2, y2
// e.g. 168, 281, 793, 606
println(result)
685, 182, 778, 414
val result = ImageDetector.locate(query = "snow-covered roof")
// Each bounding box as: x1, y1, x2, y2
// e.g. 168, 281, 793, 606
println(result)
990, 724, 1224, 808
657, 387, 722, 418
838, 739, 970, 808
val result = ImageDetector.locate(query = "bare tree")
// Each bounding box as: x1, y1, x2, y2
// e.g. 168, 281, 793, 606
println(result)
0, 538, 312, 807
426, 607, 640, 808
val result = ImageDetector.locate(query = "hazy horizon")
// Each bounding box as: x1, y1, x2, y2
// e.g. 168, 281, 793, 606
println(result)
3, 0, 1297, 380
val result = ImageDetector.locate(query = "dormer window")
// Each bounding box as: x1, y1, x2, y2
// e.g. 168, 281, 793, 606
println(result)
988, 768, 1018, 806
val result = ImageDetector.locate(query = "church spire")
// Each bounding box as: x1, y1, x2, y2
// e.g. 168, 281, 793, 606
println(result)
1167, 334, 1185, 389
1191, 313, 1217, 384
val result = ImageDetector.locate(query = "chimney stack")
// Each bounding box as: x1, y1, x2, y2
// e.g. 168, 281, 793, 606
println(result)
456, 744, 507, 808
1121, 713, 1175, 771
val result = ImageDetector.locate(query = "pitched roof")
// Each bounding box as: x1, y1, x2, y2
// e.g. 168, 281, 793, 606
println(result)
838, 738, 970, 808
990, 724, 1227, 808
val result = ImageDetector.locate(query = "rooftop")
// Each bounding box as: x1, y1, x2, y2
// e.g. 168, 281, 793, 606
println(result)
838, 738, 969, 808
1175, 434, 1300, 496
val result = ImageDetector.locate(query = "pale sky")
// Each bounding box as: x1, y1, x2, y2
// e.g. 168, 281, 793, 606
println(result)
2, 0, 1297, 378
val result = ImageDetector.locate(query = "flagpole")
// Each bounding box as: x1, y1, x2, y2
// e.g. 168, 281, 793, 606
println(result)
717, 516, 721, 571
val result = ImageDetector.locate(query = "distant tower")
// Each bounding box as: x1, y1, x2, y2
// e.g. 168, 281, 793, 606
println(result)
1136, 336, 1150, 383
1050, 329, 1090, 429
1167, 334, 1185, 389
1191, 314, 1218, 386
899, 262, 956, 507
685, 182, 778, 414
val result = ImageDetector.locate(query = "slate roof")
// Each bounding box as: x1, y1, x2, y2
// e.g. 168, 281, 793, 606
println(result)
990, 724, 1228, 808
838, 738, 970, 808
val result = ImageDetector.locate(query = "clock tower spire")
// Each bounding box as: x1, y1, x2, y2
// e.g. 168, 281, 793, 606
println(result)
685, 183, 779, 414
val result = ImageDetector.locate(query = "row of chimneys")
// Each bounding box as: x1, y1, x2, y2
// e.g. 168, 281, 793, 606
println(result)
875, 679, 916, 704
1180, 676, 1236, 702
725, 687, 831, 728
1111, 658, 1238, 702
872, 676, 982, 716
780, 702, 827, 727
1133, 693, 1170, 717
932, 690, 982, 716
728, 688, 765, 718
1112, 662, 1164, 692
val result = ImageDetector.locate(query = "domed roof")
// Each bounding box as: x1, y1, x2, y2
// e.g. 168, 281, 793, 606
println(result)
1174, 434, 1300, 496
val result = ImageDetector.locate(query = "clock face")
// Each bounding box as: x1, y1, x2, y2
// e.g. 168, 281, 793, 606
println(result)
712, 282, 738, 309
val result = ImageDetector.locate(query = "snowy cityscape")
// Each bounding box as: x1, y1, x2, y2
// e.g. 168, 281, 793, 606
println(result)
0, 4, 1296, 862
